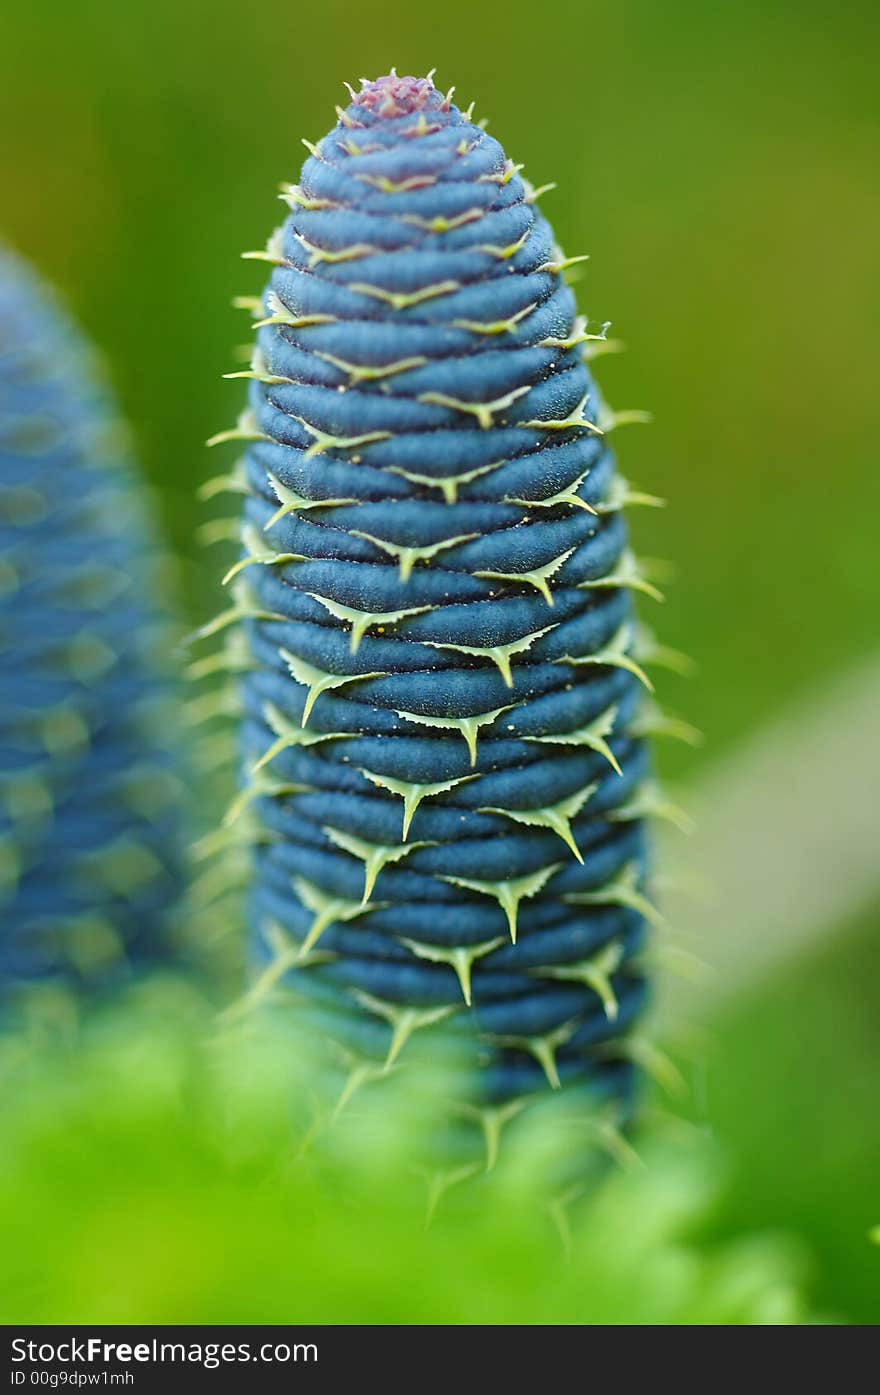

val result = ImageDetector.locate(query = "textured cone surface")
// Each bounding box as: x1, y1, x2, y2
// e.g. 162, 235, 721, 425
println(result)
0, 251, 185, 988
229, 75, 658, 1113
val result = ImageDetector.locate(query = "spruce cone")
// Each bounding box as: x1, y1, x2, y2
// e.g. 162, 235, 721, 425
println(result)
0, 251, 185, 988
219, 73, 671, 1133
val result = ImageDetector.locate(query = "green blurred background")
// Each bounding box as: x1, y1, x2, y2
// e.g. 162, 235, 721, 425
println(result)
1, 0, 877, 1323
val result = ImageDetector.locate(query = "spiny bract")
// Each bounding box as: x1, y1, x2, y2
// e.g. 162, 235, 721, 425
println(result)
212, 73, 678, 1144
0, 251, 185, 989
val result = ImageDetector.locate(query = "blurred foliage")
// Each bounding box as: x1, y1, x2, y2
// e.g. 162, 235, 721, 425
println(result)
0, 0, 878, 1326
0, 982, 818, 1325
703, 910, 880, 1325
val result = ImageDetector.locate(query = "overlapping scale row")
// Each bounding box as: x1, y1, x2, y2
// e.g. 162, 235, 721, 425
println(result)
0, 251, 185, 990
221, 74, 667, 1120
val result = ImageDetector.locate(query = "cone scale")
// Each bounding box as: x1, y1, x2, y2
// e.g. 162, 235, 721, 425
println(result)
219, 74, 668, 1127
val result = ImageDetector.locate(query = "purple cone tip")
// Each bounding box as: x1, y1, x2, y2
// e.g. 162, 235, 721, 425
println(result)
353, 73, 442, 119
